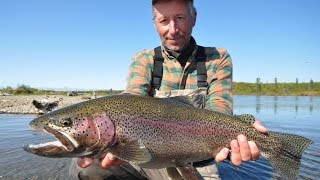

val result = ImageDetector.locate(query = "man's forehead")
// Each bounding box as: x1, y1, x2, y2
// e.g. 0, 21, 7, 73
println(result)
153, 2, 189, 19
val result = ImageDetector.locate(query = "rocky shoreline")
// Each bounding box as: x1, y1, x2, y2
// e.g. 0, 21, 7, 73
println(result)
0, 95, 90, 114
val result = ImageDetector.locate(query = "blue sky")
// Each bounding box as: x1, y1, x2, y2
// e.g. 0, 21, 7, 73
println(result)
1, 0, 319, 90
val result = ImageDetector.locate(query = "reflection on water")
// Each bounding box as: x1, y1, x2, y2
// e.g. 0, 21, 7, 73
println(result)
238, 95, 319, 116
256, 95, 261, 114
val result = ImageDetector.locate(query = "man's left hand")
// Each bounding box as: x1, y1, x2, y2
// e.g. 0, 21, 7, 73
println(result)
215, 121, 268, 165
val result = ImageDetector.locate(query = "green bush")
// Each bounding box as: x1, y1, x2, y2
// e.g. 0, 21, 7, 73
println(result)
1, 86, 14, 94
13, 85, 37, 95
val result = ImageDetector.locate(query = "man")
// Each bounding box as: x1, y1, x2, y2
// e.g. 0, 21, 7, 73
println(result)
74, 0, 267, 179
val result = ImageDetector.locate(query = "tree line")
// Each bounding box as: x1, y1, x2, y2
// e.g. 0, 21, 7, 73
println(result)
233, 78, 319, 96
0, 85, 121, 96
1, 80, 319, 96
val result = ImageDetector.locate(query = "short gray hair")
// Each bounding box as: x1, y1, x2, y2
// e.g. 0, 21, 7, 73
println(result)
152, 0, 193, 5
152, 0, 197, 21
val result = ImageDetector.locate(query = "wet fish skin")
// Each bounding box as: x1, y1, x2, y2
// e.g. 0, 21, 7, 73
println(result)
24, 94, 312, 179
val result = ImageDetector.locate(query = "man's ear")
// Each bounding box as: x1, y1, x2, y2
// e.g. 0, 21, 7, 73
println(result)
193, 11, 197, 27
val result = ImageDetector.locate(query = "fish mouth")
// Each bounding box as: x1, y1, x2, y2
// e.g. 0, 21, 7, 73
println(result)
23, 127, 78, 157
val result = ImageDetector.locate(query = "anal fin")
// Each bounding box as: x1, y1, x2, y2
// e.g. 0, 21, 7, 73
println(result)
176, 164, 199, 180
166, 167, 183, 180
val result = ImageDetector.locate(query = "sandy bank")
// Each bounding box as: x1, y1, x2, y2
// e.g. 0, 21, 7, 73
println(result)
0, 95, 89, 114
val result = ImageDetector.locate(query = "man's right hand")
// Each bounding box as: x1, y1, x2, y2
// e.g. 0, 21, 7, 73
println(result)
77, 153, 123, 169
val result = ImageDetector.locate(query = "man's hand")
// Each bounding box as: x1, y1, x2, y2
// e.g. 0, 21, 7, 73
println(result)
77, 153, 123, 169
215, 121, 268, 165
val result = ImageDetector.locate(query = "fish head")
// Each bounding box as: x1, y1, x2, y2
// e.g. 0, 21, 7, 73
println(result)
24, 100, 115, 158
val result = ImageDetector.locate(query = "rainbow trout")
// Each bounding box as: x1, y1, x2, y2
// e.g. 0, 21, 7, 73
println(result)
24, 94, 312, 179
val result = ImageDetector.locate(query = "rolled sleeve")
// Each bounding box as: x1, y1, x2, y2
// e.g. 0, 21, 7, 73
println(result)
206, 50, 233, 115
124, 50, 153, 96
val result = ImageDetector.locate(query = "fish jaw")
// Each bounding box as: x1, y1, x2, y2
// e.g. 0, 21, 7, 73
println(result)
23, 126, 80, 157
23, 141, 73, 157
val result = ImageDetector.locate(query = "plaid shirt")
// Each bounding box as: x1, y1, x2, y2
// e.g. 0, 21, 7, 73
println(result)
124, 43, 233, 115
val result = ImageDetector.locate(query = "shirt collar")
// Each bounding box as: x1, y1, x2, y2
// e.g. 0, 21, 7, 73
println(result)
162, 37, 197, 66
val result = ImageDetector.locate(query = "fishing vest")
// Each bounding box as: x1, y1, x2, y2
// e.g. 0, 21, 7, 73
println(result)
151, 45, 208, 90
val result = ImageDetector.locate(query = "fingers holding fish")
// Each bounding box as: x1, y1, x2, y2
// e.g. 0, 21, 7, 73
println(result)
230, 139, 241, 166
215, 135, 259, 165
248, 141, 259, 161
234, 135, 260, 163
214, 148, 229, 163
77, 157, 94, 168
238, 134, 252, 162
253, 120, 268, 134
77, 153, 123, 169
100, 153, 123, 169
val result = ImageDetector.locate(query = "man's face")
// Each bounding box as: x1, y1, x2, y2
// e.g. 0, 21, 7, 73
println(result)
153, 0, 196, 51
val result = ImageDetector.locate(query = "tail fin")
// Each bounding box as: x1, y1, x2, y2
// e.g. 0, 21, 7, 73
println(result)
265, 131, 312, 179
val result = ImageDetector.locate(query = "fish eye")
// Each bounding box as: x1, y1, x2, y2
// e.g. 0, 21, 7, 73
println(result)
60, 118, 72, 127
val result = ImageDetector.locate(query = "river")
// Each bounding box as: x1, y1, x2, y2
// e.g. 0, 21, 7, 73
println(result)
0, 95, 319, 179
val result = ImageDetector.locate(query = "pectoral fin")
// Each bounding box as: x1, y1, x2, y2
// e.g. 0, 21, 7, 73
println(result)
108, 139, 152, 164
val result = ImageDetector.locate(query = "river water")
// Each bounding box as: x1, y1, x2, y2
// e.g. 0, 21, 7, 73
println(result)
0, 95, 319, 179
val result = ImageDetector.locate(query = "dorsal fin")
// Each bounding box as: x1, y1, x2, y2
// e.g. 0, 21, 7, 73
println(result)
167, 96, 195, 106
165, 92, 206, 109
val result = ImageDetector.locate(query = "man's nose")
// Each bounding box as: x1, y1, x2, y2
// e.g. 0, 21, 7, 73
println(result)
168, 20, 178, 35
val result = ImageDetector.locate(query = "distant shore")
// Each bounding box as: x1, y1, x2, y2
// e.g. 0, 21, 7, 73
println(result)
0, 95, 89, 114
1, 93, 319, 114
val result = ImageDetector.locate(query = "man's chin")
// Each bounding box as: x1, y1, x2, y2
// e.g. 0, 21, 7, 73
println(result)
164, 44, 184, 52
